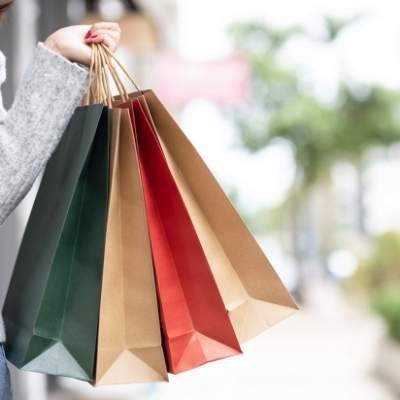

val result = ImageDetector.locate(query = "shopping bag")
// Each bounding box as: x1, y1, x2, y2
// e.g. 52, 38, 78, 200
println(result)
138, 90, 299, 343
95, 108, 167, 385
3, 105, 110, 381
127, 97, 242, 374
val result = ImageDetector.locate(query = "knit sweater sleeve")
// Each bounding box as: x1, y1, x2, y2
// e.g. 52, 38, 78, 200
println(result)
0, 43, 88, 225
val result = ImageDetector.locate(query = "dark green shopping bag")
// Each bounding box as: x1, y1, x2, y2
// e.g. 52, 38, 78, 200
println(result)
3, 104, 110, 381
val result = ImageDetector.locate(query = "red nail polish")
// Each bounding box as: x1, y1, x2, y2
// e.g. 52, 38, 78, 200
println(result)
91, 34, 98, 39
84, 30, 92, 39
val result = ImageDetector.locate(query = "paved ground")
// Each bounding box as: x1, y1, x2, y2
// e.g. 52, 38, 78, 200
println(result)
48, 280, 396, 400
155, 282, 395, 400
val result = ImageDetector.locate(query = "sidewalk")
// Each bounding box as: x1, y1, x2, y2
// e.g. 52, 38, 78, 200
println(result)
155, 281, 396, 400
54, 280, 395, 400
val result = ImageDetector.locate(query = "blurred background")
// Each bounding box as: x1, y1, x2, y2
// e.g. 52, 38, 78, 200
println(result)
1, 0, 400, 399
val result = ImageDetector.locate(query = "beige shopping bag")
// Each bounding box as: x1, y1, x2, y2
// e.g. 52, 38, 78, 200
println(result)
139, 90, 299, 343
95, 108, 168, 385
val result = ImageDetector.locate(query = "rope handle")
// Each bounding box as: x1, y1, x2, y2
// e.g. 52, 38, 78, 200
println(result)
85, 44, 109, 106
85, 43, 143, 107
100, 43, 142, 94
98, 45, 129, 102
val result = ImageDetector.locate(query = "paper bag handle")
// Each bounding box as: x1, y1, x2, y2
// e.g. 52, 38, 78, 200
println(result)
85, 43, 143, 106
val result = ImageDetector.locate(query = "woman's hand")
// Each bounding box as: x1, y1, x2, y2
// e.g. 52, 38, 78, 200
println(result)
44, 22, 121, 66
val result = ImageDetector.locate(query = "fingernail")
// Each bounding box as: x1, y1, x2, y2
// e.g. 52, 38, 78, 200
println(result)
90, 34, 98, 40
84, 30, 92, 39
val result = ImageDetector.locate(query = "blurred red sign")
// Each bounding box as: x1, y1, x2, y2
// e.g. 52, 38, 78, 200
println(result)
154, 53, 251, 106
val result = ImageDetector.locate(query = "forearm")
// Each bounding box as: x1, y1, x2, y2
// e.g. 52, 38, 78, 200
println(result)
0, 43, 88, 224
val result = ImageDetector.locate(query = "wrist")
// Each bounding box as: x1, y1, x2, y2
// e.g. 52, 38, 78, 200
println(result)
44, 35, 62, 57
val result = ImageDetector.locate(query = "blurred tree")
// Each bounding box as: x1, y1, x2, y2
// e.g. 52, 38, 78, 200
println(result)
333, 84, 400, 233
316, 16, 400, 236
227, 20, 400, 294
374, 288, 400, 343
351, 230, 400, 294
335, 85, 400, 157
350, 230, 400, 342
323, 15, 363, 41
228, 22, 336, 296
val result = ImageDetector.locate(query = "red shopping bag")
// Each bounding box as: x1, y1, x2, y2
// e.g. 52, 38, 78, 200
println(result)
126, 97, 242, 374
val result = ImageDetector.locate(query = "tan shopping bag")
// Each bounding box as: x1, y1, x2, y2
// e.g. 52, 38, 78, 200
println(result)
95, 108, 168, 385
140, 90, 299, 343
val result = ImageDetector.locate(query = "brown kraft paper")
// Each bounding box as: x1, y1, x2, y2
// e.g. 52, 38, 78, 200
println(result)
95, 108, 168, 385
139, 90, 299, 343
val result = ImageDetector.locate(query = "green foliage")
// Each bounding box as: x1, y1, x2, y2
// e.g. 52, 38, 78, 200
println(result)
227, 21, 400, 307
349, 232, 400, 343
269, 95, 336, 184
334, 85, 400, 160
228, 22, 301, 152
351, 231, 400, 294
323, 15, 363, 41
374, 288, 400, 342
227, 21, 400, 189
245, 202, 288, 234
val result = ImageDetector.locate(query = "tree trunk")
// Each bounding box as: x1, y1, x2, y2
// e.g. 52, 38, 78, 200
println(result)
288, 173, 308, 303
355, 160, 368, 237
318, 173, 336, 275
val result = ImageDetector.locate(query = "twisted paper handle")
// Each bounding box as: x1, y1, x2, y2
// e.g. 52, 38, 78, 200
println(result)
85, 43, 142, 107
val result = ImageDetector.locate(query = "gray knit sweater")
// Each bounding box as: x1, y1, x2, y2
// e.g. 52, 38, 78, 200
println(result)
0, 43, 89, 342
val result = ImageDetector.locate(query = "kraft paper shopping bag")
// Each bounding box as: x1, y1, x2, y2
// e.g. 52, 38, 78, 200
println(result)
139, 91, 298, 343
95, 108, 167, 384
